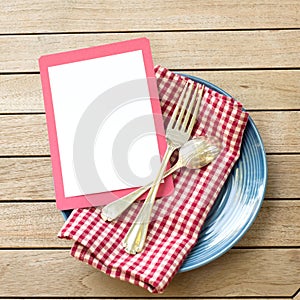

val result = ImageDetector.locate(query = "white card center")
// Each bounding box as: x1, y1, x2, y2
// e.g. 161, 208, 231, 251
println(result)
48, 50, 161, 197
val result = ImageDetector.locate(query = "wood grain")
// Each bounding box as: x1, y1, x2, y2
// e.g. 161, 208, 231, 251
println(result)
0, 202, 71, 248
0, 155, 298, 200
0, 115, 49, 156
266, 155, 300, 198
190, 70, 300, 111
1, 0, 299, 298
0, 112, 299, 156
0, 158, 55, 200
1, 30, 300, 72
250, 111, 300, 153
1, 71, 300, 113
0, 74, 43, 113
0, 200, 298, 248
0, 0, 299, 33
0, 249, 298, 297
236, 200, 300, 247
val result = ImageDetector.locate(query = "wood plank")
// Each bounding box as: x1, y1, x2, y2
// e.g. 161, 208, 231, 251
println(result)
0, 158, 55, 200
0, 0, 299, 34
0, 74, 43, 113
0, 115, 49, 156
0, 155, 299, 200
189, 70, 300, 111
0, 249, 298, 297
1, 71, 300, 113
250, 111, 300, 153
236, 200, 300, 247
1, 30, 300, 72
1, 112, 299, 156
0, 200, 298, 248
266, 155, 300, 198
0, 202, 71, 248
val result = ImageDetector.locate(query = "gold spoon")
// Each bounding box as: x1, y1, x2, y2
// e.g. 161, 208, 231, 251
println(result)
101, 136, 221, 222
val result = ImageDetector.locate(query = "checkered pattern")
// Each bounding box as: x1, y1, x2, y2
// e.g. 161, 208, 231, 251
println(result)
58, 66, 249, 293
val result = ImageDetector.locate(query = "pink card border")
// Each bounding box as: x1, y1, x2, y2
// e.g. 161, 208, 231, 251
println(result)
39, 37, 174, 210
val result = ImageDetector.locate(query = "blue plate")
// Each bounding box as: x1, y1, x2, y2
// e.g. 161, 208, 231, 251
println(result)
62, 75, 267, 273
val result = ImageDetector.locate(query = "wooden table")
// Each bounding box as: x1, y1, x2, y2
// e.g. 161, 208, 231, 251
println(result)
0, 1, 299, 298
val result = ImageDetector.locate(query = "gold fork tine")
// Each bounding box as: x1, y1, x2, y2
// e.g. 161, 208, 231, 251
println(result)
168, 82, 188, 129
173, 83, 193, 130
180, 84, 199, 131
186, 85, 204, 136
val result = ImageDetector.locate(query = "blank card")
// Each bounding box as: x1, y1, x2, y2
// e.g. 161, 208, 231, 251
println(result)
39, 38, 174, 210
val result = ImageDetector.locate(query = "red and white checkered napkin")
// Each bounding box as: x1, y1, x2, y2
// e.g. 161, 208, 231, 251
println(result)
58, 66, 249, 293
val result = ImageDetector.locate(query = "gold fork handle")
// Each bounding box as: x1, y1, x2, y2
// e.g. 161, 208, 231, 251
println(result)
123, 144, 176, 254
101, 163, 178, 222
101, 184, 150, 222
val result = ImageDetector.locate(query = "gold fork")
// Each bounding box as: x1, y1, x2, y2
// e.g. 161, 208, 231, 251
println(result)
123, 82, 205, 254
